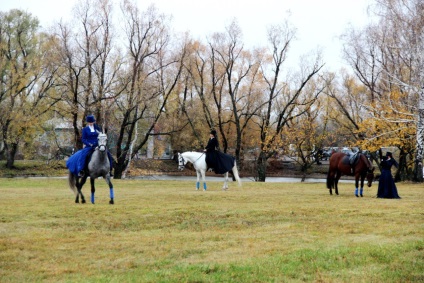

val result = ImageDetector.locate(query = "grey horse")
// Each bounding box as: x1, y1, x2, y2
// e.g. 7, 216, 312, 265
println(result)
68, 132, 114, 204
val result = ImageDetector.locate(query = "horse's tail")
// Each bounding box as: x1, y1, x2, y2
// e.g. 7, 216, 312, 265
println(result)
68, 172, 78, 196
232, 161, 242, 187
326, 170, 334, 190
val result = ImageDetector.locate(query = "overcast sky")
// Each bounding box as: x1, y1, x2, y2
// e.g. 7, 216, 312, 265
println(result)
1, 0, 373, 71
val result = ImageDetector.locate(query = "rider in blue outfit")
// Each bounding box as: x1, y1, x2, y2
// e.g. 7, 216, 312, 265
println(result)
66, 115, 114, 177
82, 114, 101, 148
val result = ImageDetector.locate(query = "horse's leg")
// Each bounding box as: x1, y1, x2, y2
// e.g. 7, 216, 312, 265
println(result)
77, 175, 88, 204
359, 174, 365, 197
90, 177, 95, 204
105, 175, 114, 204
75, 184, 80, 204
201, 170, 207, 191
327, 171, 335, 195
222, 172, 229, 190
354, 174, 360, 197
195, 170, 200, 190
335, 171, 341, 195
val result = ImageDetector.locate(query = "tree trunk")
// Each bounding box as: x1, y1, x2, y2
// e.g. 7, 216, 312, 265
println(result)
5, 143, 18, 169
256, 151, 268, 182
396, 149, 408, 182
114, 157, 128, 180
413, 87, 424, 182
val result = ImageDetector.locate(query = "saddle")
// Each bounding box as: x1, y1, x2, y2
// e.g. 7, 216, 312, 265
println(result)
342, 152, 360, 174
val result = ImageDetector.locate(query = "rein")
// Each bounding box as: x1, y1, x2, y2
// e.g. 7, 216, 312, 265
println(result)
180, 152, 205, 167
192, 152, 205, 164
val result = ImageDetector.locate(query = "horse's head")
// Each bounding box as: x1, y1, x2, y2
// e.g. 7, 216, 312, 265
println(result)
97, 133, 108, 152
366, 167, 375, 187
177, 153, 186, 171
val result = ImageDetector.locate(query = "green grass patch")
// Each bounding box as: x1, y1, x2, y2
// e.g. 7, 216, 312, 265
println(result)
0, 160, 68, 177
0, 178, 423, 282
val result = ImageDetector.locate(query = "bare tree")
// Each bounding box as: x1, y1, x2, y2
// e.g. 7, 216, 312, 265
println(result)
342, 0, 424, 181
178, 39, 219, 149
177, 20, 265, 166
113, 2, 186, 178
54, 0, 122, 151
254, 22, 324, 181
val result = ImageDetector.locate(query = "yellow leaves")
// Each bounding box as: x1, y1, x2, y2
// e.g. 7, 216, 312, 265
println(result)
356, 114, 415, 152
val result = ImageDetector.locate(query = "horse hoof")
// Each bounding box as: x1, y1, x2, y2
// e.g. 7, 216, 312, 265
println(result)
355, 194, 359, 197
82, 200, 86, 204
360, 194, 363, 197
109, 199, 114, 205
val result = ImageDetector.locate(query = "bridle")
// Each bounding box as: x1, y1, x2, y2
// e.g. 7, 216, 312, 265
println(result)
364, 155, 375, 184
97, 133, 108, 152
178, 154, 186, 170
178, 152, 205, 170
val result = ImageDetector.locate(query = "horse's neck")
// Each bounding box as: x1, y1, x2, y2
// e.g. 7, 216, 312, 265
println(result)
361, 154, 372, 169
92, 148, 108, 162
184, 152, 202, 163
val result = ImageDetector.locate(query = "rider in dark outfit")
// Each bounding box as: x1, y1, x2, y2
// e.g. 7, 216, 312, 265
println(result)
377, 152, 401, 199
204, 129, 235, 174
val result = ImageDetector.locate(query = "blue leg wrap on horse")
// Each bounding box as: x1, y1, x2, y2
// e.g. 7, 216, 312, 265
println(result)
360, 188, 363, 195
196, 182, 200, 189
355, 188, 358, 195
110, 188, 114, 199
91, 194, 95, 204
203, 183, 207, 190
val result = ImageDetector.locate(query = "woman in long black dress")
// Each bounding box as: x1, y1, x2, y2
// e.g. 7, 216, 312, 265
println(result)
377, 152, 401, 199
204, 129, 234, 174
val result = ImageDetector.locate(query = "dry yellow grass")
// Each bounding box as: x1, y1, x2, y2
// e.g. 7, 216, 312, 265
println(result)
0, 178, 423, 282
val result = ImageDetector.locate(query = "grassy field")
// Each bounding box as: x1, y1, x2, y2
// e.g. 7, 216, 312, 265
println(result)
0, 178, 423, 282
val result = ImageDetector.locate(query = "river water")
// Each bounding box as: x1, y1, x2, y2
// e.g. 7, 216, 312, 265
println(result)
131, 175, 356, 183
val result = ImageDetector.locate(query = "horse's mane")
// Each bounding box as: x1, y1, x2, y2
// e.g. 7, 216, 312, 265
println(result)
360, 153, 373, 170
182, 151, 204, 155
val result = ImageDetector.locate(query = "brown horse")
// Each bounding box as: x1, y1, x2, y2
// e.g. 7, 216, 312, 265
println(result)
327, 152, 375, 196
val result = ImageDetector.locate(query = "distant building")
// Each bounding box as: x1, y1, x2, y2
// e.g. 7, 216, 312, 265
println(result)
36, 118, 75, 160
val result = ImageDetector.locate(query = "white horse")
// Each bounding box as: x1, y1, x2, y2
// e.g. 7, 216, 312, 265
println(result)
177, 151, 242, 191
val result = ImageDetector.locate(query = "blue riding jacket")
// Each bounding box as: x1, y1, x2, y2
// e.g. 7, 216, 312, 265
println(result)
66, 124, 114, 175
82, 124, 101, 148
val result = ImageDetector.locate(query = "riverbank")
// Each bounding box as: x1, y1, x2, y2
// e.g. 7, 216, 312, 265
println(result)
0, 158, 333, 179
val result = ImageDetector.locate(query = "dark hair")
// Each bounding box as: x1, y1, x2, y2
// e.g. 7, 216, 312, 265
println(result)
386, 152, 393, 158
210, 129, 217, 136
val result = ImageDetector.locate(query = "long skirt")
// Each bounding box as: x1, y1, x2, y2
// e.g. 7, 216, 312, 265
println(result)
377, 170, 401, 199
66, 147, 93, 175
206, 151, 235, 174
